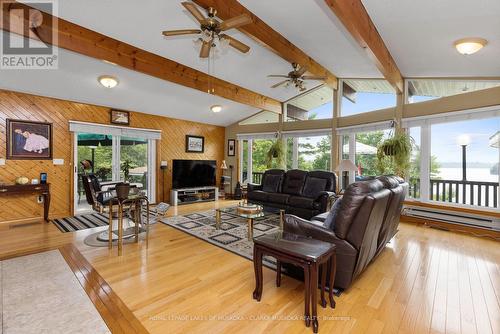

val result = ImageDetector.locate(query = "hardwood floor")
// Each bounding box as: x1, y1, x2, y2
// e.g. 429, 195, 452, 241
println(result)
0, 200, 498, 333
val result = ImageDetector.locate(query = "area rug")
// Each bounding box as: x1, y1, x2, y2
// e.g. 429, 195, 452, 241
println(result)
160, 209, 341, 295
1, 250, 110, 333
52, 211, 157, 233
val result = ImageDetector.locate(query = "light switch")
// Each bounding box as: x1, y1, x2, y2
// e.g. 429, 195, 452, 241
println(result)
53, 158, 64, 165
160, 161, 168, 169
0, 158, 5, 166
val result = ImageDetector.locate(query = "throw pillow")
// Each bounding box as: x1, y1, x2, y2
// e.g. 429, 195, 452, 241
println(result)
323, 198, 342, 230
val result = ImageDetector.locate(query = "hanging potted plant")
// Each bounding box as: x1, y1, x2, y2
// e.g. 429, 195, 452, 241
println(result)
376, 128, 414, 178
265, 139, 285, 169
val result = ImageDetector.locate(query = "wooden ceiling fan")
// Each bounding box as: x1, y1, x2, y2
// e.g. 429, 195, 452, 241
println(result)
268, 63, 327, 92
162, 2, 252, 58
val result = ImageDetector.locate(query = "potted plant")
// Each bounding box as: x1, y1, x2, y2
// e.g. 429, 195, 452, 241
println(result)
376, 130, 413, 178
265, 139, 285, 169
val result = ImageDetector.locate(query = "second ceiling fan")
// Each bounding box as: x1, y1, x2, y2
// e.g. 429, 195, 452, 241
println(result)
162, 2, 252, 58
268, 63, 327, 92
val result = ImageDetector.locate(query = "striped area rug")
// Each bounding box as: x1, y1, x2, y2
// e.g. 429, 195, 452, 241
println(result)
52, 213, 110, 232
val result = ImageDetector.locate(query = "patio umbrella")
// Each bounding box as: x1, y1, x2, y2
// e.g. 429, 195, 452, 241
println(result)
343, 141, 377, 154
77, 134, 147, 146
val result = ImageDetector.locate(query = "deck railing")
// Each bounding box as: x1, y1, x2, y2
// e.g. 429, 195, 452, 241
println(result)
242, 172, 264, 185
409, 178, 498, 208
244, 173, 498, 208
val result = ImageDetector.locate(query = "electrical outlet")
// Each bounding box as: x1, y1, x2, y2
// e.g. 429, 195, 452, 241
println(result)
37, 195, 44, 204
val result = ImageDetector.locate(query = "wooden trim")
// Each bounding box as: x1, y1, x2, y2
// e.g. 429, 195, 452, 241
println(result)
193, 0, 338, 89
323, 0, 404, 93
59, 244, 149, 334
2, 1, 281, 113
401, 215, 500, 241
404, 200, 500, 218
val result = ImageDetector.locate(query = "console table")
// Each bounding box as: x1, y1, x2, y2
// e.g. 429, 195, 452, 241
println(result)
0, 184, 51, 221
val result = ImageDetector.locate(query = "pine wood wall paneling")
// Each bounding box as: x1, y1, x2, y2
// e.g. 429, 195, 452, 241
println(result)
0, 90, 224, 223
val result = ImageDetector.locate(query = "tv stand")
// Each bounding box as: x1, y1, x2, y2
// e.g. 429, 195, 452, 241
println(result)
171, 187, 218, 206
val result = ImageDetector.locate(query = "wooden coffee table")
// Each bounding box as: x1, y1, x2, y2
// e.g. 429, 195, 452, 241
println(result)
253, 231, 337, 333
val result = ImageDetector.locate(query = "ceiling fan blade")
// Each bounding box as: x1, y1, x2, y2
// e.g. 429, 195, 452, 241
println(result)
271, 80, 289, 88
219, 14, 252, 31
181, 2, 206, 23
199, 40, 212, 58
302, 75, 327, 81
162, 29, 201, 37
219, 34, 250, 53
267, 75, 290, 78
296, 65, 308, 77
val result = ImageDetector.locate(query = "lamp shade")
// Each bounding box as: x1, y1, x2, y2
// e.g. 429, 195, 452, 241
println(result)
220, 160, 228, 170
335, 159, 358, 172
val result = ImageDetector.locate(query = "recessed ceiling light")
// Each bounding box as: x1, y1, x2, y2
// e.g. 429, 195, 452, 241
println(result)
98, 75, 119, 88
210, 105, 222, 113
454, 38, 487, 55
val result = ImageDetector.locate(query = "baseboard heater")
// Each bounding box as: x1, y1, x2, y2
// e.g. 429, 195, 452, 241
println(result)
403, 204, 500, 232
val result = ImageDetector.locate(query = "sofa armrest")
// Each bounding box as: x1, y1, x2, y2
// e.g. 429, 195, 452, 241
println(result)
315, 191, 338, 212
283, 214, 341, 244
247, 183, 263, 192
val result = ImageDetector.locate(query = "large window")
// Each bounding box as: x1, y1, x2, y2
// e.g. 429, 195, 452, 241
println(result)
429, 117, 499, 207
404, 109, 499, 209
341, 79, 396, 116
408, 79, 500, 104
285, 85, 333, 121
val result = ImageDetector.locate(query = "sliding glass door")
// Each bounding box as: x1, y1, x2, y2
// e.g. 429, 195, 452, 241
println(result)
74, 130, 156, 214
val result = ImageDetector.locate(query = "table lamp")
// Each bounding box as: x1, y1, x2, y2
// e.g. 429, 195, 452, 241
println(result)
335, 159, 358, 190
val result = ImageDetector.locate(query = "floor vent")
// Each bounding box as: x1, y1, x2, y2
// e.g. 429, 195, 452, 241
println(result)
403, 205, 500, 231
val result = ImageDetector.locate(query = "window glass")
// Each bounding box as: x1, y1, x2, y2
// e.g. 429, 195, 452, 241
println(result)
408, 79, 500, 104
297, 135, 331, 171
341, 79, 396, 116
286, 85, 333, 121
430, 117, 499, 207
408, 127, 421, 199
355, 129, 392, 178
241, 140, 249, 184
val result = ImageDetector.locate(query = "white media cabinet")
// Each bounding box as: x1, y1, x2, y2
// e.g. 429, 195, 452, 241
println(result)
170, 187, 219, 206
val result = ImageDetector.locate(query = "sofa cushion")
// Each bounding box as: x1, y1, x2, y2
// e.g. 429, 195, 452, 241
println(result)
307, 171, 336, 191
262, 174, 282, 193
334, 179, 384, 239
282, 170, 308, 196
248, 190, 268, 202
302, 177, 328, 198
288, 196, 319, 209
267, 193, 290, 205
323, 198, 342, 230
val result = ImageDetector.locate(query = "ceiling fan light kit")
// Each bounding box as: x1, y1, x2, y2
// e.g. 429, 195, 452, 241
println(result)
162, 2, 252, 58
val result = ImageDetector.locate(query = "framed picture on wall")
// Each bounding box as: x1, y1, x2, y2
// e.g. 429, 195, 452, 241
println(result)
185, 135, 204, 153
227, 139, 236, 156
6, 119, 53, 160
110, 109, 130, 125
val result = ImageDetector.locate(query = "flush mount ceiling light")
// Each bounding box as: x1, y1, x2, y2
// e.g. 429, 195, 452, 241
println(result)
210, 105, 222, 113
454, 38, 487, 55
98, 75, 119, 88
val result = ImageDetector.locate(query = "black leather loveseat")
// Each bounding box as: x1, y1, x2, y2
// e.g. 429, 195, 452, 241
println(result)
247, 169, 336, 219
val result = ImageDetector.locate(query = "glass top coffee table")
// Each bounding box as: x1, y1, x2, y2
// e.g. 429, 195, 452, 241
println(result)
215, 205, 284, 241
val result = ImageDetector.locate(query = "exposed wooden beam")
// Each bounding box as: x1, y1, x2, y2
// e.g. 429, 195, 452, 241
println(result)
324, 0, 404, 93
0, 1, 282, 113
192, 0, 339, 90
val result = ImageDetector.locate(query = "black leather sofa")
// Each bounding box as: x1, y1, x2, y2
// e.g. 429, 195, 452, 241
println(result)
283, 175, 408, 290
247, 169, 337, 219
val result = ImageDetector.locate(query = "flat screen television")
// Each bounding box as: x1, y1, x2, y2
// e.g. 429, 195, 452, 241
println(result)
172, 159, 216, 189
